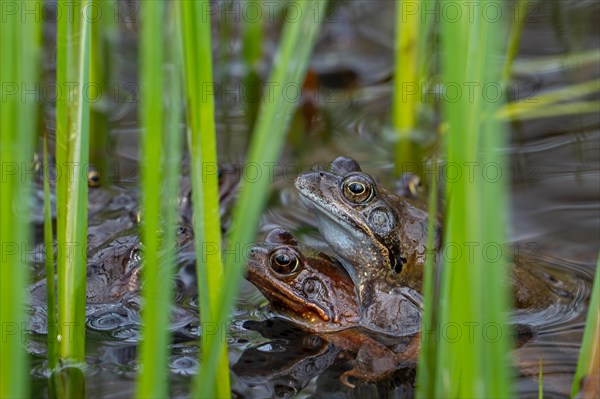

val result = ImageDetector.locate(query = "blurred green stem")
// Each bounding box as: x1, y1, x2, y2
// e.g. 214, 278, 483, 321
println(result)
432, 0, 511, 397
55, 0, 91, 363
89, 0, 117, 177
415, 159, 439, 398
194, 1, 328, 396
178, 1, 231, 397
571, 255, 599, 398
43, 131, 58, 370
242, 0, 263, 69
502, 0, 529, 82
393, 0, 422, 176
0, 1, 41, 396
135, 2, 185, 398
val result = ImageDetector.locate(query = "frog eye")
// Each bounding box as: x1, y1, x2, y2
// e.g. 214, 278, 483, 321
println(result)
408, 175, 422, 197
341, 173, 375, 204
88, 168, 101, 187
269, 248, 300, 275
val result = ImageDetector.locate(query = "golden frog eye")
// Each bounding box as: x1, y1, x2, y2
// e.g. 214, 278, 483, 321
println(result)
341, 173, 374, 204
408, 175, 422, 197
270, 248, 300, 275
88, 168, 101, 187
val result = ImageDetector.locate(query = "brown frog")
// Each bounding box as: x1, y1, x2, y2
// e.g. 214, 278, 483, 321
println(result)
29, 224, 194, 306
295, 157, 440, 307
295, 157, 578, 310
246, 229, 420, 387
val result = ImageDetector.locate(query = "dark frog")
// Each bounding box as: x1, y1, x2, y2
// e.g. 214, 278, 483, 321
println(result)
29, 224, 194, 306
295, 157, 441, 308
245, 229, 420, 387
296, 157, 579, 310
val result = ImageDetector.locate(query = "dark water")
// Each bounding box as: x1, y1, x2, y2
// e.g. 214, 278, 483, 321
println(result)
28, 1, 599, 397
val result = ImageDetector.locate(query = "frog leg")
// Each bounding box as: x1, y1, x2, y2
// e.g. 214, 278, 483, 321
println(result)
327, 330, 399, 388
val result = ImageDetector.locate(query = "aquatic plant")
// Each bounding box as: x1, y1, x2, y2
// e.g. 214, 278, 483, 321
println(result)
178, 0, 231, 396
571, 255, 599, 398
242, 0, 263, 70
416, 0, 512, 397
43, 131, 58, 370
135, 2, 184, 398
89, 0, 116, 173
0, 1, 42, 396
55, 0, 91, 363
194, 1, 328, 396
392, 0, 424, 174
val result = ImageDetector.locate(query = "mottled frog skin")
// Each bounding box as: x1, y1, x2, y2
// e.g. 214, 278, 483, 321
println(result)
295, 157, 441, 308
296, 157, 577, 310
29, 224, 194, 305
245, 229, 420, 387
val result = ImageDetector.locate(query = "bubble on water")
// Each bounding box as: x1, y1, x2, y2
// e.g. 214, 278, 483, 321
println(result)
169, 355, 198, 375
87, 307, 132, 331
111, 326, 141, 341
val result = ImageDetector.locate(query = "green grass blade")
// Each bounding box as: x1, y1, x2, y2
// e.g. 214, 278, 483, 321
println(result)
497, 78, 600, 119
502, 0, 529, 82
135, 2, 184, 398
194, 1, 328, 396
242, 0, 263, 69
431, 1, 511, 397
393, 0, 422, 174
177, 1, 231, 397
55, 0, 91, 363
0, 1, 42, 396
393, 0, 420, 132
416, 159, 439, 398
500, 100, 600, 121
571, 255, 600, 398
90, 0, 117, 174
43, 131, 58, 370
511, 49, 600, 75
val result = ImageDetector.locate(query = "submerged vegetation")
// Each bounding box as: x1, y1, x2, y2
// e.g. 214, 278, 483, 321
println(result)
1, 0, 598, 398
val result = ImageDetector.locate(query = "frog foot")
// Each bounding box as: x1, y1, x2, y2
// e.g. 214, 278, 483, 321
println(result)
339, 353, 398, 388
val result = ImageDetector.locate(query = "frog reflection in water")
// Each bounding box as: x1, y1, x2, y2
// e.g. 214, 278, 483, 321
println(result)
246, 229, 420, 387
29, 224, 194, 305
295, 157, 576, 310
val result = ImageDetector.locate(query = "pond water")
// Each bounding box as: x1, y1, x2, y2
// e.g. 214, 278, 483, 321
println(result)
28, 1, 599, 397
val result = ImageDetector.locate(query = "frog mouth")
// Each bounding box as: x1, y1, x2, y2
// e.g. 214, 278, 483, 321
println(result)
299, 190, 397, 266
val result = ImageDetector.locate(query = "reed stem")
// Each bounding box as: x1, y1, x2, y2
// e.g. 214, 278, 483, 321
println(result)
415, 159, 439, 398
0, 1, 41, 396
194, 1, 328, 396
90, 0, 117, 175
427, 1, 511, 396
571, 255, 600, 398
135, 2, 184, 398
55, 0, 91, 363
43, 131, 58, 370
178, 0, 231, 397
393, 0, 422, 176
